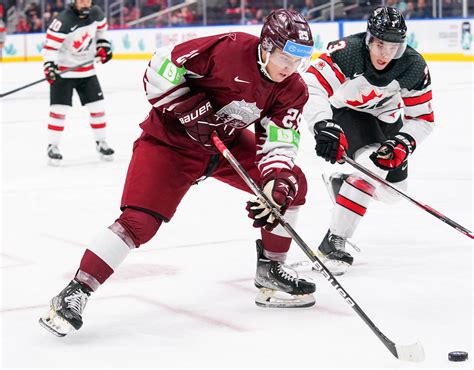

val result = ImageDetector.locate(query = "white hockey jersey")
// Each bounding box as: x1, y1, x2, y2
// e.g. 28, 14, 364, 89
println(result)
42, 5, 108, 78
302, 33, 434, 145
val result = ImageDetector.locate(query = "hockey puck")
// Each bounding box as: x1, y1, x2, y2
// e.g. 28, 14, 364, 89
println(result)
448, 351, 468, 362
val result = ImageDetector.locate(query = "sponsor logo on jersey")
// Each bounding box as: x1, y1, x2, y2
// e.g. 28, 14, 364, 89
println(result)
158, 58, 186, 85
216, 100, 262, 128
234, 76, 251, 84
268, 125, 300, 148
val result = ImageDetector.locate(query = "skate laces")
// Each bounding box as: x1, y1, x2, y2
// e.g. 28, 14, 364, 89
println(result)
329, 233, 346, 251
277, 263, 299, 285
64, 290, 88, 315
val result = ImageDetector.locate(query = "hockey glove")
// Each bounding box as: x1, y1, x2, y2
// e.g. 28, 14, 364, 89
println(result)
96, 39, 113, 64
173, 92, 227, 148
247, 169, 299, 231
370, 133, 416, 171
314, 119, 348, 164
43, 61, 59, 84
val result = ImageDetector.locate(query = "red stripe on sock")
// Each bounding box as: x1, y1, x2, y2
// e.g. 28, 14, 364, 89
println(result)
90, 123, 106, 129
90, 112, 105, 117
79, 249, 114, 285
50, 112, 66, 119
336, 194, 367, 216
48, 124, 64, 131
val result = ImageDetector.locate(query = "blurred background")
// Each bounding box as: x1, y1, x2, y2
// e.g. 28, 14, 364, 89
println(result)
0, 0, 472, 35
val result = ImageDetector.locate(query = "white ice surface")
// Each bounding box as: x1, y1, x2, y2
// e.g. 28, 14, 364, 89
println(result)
1, 60, 472, 369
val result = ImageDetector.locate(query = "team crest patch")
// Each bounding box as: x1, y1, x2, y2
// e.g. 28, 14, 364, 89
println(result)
217, 100, 262, 128
315, 60, 326, 70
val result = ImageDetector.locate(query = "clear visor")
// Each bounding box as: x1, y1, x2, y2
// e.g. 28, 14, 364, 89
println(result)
366, 31, 407, 60
267, 49, 311, 73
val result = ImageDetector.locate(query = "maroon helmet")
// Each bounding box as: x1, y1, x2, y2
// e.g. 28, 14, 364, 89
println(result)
260, 9, 313, 55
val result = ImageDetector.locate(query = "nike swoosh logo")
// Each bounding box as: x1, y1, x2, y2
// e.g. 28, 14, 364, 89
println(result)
402, 163, 408, 171
234, 76, 251, 84
71, 25, 78, 31
353, 72, 363, 78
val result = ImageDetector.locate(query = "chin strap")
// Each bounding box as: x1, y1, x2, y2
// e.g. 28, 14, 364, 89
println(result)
257, 44, 273, 81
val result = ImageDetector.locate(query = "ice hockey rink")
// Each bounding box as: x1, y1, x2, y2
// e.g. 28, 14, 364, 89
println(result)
1, 59, 472, 369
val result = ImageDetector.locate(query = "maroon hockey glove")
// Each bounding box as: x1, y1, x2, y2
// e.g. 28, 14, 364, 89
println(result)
314, 119, 348, 164
246, 169, 299, 231
43, 61, 58, 84
95, 39, 112, 64
370, 133, 416, 171
173, 93, 224, 148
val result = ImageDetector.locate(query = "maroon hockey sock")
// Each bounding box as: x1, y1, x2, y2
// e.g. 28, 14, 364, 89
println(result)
75, 249, 114, 291
261, 229, 291, 255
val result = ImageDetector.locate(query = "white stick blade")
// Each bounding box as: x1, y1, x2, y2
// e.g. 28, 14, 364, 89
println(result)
396, 342, 425, 362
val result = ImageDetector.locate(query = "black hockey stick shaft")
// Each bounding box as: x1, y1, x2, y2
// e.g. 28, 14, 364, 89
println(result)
0, 60, 94, 98
211, 133, 423, 362
343, 155, 473, 239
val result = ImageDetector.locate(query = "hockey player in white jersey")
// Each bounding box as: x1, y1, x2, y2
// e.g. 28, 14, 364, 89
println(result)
302, 7, 434, 275
43, 0, 114, 165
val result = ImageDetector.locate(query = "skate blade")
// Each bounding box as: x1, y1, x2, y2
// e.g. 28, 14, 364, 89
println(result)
255, 288, 315, 308
99, 153, 114, 162
313, 252, 350, 276
38, 307, 73, 337
47, 158, 62, 167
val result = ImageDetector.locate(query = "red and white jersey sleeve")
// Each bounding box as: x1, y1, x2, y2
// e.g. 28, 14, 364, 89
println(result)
400, 67, 435, 144
302, 53, 346, 132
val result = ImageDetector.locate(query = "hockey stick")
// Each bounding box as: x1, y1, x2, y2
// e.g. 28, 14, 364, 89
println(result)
0, 60, 95, 98
211, 132, 424, 362
343, 155, 473, 239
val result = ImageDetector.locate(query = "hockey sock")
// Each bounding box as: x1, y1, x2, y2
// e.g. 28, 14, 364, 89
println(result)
330, 175, 375, 238
76, 223, 134, 291
260, 207, 300, 262
48, 104, 69, 145
86, 100, 107, 142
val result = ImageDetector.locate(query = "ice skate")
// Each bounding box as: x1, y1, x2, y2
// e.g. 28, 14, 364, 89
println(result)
47, 144, 63, 166
316, 230, 353, 276
254, 240, 315, 308
39, 279, 91, 337
96, 140, 114, 161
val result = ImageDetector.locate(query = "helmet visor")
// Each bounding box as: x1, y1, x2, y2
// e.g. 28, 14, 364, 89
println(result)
269, 40, 313, 73
366, 31, 407, 60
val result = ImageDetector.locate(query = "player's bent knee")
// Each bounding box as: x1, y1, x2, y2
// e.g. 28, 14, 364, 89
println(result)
292, 166, 308, 206
116, 207, 162, 247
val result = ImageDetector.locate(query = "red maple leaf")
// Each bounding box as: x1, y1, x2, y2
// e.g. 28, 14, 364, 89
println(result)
73, 32, 90, 50
346, 89, 383, 107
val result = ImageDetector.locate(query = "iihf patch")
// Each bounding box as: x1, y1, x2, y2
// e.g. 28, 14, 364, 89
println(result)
315, 61, 326, 70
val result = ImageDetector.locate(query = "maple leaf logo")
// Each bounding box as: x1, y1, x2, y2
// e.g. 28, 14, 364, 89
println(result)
73, 32, 90, 50
346, 89, 383, 107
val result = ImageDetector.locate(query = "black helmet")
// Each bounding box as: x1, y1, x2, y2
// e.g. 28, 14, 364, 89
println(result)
367, 7, 407, 43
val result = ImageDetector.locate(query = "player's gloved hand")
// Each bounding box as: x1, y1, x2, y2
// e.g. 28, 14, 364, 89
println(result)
369, 133, 416, 170
314, 119, 348, 164
173, 92, 224, 148
95, 39, 112, 64
246, 169, 299, 231
43, 61, 59, 84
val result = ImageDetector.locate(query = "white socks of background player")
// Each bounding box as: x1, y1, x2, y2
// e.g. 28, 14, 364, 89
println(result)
86, 100, 107, 142
48, 104, 69, 146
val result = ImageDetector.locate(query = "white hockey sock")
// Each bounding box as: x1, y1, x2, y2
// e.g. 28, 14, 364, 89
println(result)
86, 100, 107, 142
48, 104, 69, 146
330, 175, 375, 239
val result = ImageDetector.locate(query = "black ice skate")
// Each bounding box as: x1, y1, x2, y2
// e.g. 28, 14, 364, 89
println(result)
96, 140, 115, 161
47, 144, 63, 166
316, 230, 354, 276
39, 279, 91, 337
254, 240, 315, 308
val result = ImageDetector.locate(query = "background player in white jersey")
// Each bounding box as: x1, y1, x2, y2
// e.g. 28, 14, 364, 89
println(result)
43, 0, 114, 165
39, 9, 317, 337
303, 7, 434, 275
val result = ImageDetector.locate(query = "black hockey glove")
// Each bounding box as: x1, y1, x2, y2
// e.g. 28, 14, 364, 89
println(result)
43, 61, 58, 84
246, 169, 299, 231
96, 39, 112, 64
314, 119, 348, 164
370, 133, 416, 171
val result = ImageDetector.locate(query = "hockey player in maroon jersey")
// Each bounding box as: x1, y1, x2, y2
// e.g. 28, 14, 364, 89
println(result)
302, 7, 434, 275
43, 0, 114, 165
39, 9, 317, 337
